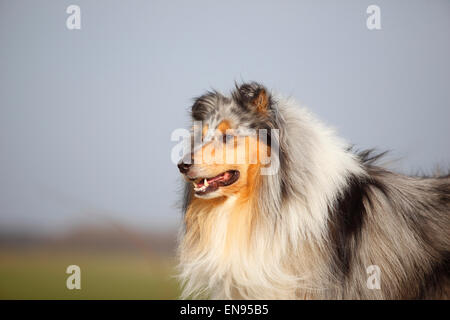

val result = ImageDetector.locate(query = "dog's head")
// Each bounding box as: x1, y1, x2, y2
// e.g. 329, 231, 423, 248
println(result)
177, 82, 279, 199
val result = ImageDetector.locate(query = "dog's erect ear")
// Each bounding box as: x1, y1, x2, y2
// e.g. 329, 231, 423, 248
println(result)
252, 88, 269, 114
234, 82, 271, 114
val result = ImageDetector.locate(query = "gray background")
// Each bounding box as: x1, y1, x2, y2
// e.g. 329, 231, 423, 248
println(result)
0, 0, 449, 234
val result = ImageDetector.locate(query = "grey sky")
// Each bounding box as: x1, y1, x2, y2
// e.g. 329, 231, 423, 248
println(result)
0, 0, 449, 234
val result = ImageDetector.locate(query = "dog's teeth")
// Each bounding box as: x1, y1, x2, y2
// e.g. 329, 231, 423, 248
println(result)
194, 184, 207, 192
204, 178, 209, 187
193, 182, 198, 188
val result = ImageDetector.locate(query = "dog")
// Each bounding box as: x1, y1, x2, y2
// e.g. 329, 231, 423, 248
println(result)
176, 82, 449, 299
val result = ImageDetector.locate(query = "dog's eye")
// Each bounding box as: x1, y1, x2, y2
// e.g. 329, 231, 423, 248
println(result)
222, 134, 234, 143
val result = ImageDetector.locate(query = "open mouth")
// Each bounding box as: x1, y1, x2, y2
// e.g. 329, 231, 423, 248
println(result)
191, 170, 240, 195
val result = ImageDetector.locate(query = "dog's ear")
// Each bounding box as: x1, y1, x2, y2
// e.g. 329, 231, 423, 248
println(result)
234, 82, 271, 114
191, 91, 220, 120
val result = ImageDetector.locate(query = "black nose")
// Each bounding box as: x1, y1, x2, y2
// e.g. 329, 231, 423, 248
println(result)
177, 162, 192, 174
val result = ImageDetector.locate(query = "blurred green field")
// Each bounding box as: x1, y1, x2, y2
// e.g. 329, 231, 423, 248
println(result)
0, 249, 180, 299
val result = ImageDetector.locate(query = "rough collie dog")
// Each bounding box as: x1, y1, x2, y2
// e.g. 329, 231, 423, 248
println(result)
176, 82, 449, 299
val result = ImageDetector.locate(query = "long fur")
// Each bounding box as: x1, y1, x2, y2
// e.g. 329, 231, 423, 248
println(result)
177, 82, 450, 299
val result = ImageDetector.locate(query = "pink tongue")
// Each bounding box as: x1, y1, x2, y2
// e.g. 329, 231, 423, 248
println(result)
208, 173, 226, 183
199, 172, 230, 187
222, 172, 232, 180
